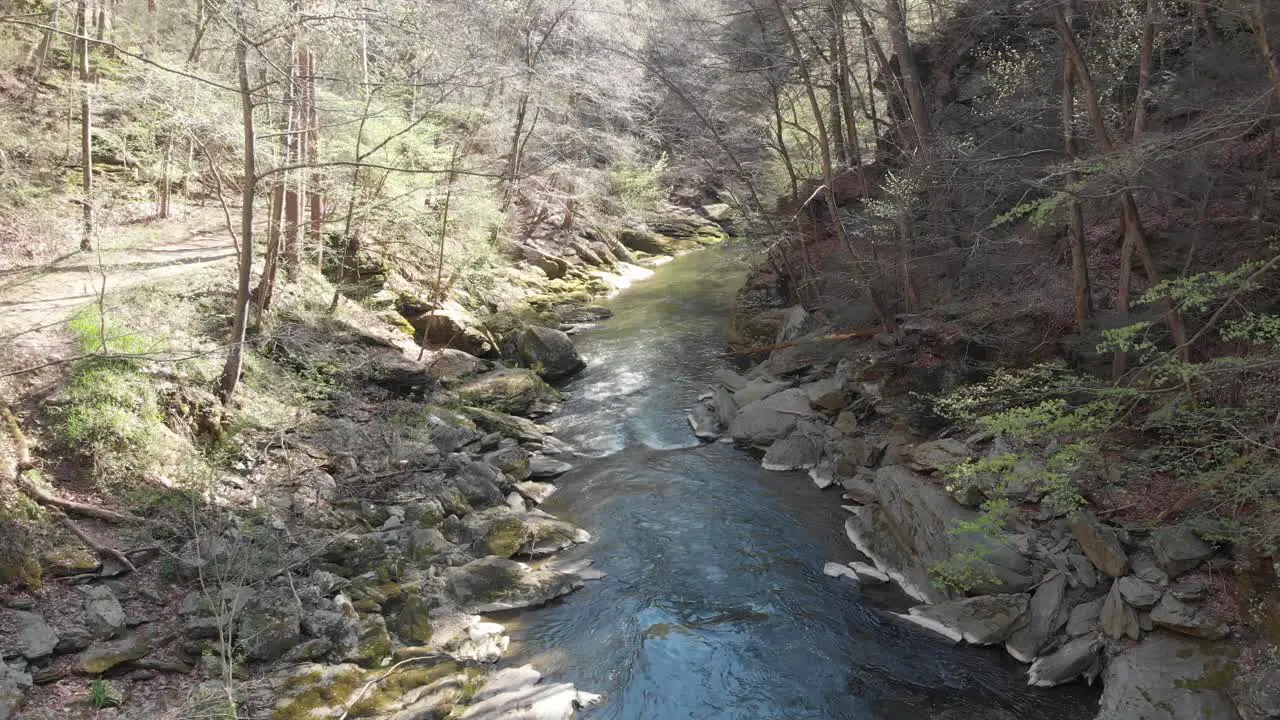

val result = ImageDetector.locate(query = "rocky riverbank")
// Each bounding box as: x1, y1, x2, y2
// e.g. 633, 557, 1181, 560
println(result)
0, 204, 736, 719
689, 300, 1279, 720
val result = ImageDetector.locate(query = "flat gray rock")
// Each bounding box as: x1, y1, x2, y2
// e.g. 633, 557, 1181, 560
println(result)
1006, 571, 1067, 662
0, 610, 58, 660
1117, 575, 1164, 608
728, 388, 815, 446
1098, 631, 1237, 720
762, 425, 823, 471
1149, 525, 1214, 578
1027, 633, 1102, 687
901, 593, 1029, 646
460, 664, 601, 720
446, 556, 584, 613
1150, 594, 1229, 640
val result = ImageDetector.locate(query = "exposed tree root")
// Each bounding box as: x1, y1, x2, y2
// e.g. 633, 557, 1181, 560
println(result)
3, 402, 167, 530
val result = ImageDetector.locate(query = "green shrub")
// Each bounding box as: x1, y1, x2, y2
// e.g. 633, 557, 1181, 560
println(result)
56, 357, 171, 492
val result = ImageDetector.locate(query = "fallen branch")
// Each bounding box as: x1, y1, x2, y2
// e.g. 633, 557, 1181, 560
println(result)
725, 327, 886, 357
56, 513, 137, 573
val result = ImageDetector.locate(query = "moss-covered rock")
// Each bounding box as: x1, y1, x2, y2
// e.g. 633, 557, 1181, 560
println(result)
41, 547, 101, 578
272, 661, 464, 720
476, 515, 528, 558
77, 633, 150, 674
455, 369, 562, 417
350, 614, 392, 667
388, 594, 434, 644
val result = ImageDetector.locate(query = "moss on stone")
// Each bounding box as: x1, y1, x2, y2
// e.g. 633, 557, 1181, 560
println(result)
388, 594, 434, 644
479, 516, 528, 558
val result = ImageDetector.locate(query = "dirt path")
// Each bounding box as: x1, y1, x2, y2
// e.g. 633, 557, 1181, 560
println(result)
0, 210, 237, 350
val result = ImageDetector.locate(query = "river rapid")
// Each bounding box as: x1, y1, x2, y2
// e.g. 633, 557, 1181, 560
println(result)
503, 250, 1099, 720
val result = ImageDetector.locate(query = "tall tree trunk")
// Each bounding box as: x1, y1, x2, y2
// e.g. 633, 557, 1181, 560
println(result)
884, 0, 930, 149
220, 7, 256, 404
158, 132, 173, 219
77, 0, 93, 251
834, 2, 861, 166
30, 1, 59, 82
188, 0, 208, 64
256, 183, 284, 318
774, 0, 841, 307
1194, 1, 1220, 46
771, 88, 800, 202
1252, 0, 1280, 104
1054, 5, 1189, 363
1061, 16, 1091, 332
329, 47, 375, 314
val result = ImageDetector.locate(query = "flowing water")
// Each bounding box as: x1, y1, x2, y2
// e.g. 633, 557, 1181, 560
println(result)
503, 250, 1099, 720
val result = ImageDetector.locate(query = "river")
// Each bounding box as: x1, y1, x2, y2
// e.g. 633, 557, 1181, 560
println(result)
503, 249, 1099, 720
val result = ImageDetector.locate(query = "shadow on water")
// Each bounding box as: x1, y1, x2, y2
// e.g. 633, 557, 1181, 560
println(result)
503, 250, 1100, 720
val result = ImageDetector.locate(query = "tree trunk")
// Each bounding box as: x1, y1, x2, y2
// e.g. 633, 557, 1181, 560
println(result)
833, 1, 860, 164
1252, 0, 1280, 104
158, 133, 173, 219
771, 89, 799, 202
77, 0, 93, 252
219, 8, 256, 404
255, 182, 284, 319
884, 0, 930, 149
1054, 5, 1189, 360
1195, 1, 1220, 46
774, 0, 840, 306
188, 0, 208, 64
1062, 35, 1091, 332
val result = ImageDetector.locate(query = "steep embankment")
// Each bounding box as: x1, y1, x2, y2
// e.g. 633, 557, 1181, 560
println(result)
697, 290, 1277, 720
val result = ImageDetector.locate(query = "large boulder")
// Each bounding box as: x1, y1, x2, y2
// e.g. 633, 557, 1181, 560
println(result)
76, 633, 150, 674
423, 348, 491, 381
456, 369, 563, 417
1005, 570, 1068, 662
237, 588, 303, 662
1027, 633, 1103, 687
1067, 511, 1129, 578
516, 326, 586, 380
446, 556, 584, 613
80, 585, 127, 640
907, 439, 971, 472
1149, 525, 1214, 578
1097, 632, 1237, 720
1149, 594, 1230, 640
0, 610, 58, 660
728, 388, 816, 446
846, 465, 1034, 601
900, 594, 1029, 645
761, 423, 824, 471
406, 304, 498, 357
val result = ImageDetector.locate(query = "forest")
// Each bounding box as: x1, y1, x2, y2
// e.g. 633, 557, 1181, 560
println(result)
1, 0, 1279, 717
